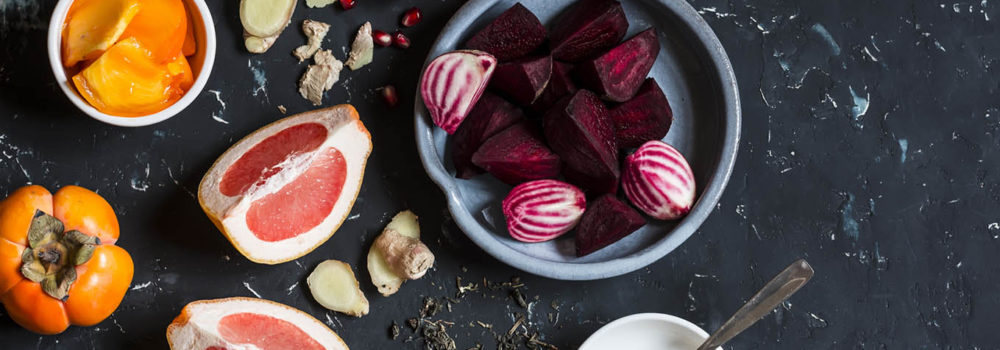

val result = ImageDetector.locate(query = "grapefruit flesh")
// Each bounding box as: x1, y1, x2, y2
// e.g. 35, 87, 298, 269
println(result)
246, 147, 347, 242
220, 123, 328, 197
217, 313, 324, 350
198, 105, 372, 264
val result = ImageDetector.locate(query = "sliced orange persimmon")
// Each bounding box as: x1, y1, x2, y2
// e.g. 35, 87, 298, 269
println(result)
121, 0, 187, 62
72, 37, 183, 117
167, 54, 195, 91
182, 0, 197, 56
62, 0, 141, 67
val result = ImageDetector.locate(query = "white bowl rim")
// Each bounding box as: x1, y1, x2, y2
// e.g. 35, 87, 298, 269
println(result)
413, 0, 742, 280
46, 0, 217, 127
578, 313, 718, 350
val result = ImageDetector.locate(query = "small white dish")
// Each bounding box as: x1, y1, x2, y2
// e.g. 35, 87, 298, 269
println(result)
579, 313, 723, 350
46, 0, 217, 127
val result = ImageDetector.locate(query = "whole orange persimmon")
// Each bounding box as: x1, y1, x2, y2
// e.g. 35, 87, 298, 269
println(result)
0, 185, 133, 334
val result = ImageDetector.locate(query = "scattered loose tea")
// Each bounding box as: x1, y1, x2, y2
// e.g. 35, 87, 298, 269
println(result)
390, 321, 399, 340
423, 320, 457, 350
511, 288, 528, 308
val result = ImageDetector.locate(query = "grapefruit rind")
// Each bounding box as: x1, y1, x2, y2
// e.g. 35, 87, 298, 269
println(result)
198, 105, 372, 264
166, 297, 349, 350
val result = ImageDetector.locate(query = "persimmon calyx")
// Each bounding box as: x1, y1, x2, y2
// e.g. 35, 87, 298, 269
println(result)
19, 210, 100, 300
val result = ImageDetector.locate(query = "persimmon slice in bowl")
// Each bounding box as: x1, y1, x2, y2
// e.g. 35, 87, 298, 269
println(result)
198, 105, 372, 264
166, 297, 349, 350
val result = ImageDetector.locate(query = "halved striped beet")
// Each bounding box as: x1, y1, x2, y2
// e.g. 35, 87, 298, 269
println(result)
622, 141, 695, 220
502, 179, 586, 243
420, 50, 497, 134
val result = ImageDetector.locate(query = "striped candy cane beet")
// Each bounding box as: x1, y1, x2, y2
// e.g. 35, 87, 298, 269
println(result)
419, 50, 496, 134
622, 140, 695, 220
502, 179, 586, 243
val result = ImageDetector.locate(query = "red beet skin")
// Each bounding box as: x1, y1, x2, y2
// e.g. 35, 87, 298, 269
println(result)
549, 0, 629, 62
574, 28, 660, 102
489, 55, 553, 107
542, 89, 620, 194
472, 122, 561, 185
609, 78, 673, 148
465, 3, 548, 62
529, 61, 578, 116
575, 194, 646, 256
452, 92, 525, 178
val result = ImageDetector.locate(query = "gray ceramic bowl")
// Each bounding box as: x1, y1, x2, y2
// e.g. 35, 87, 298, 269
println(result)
414, 0, 740, 280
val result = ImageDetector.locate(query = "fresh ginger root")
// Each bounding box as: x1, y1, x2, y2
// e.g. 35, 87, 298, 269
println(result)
240, 0, 297, 53
293, 20, 330, 62
307, 260, 369, 317
367, 210, 434, 296
375, 229, 435, 279
345, 22, 373, 70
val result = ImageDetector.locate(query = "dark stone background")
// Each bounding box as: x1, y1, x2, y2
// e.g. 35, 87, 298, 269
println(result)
1, 0, 999, 348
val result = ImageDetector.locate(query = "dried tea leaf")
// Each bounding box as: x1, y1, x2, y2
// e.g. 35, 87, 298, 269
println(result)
389, 321, 400, 340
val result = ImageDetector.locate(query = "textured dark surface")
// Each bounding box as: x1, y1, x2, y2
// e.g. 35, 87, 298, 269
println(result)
1, 0, 999, 348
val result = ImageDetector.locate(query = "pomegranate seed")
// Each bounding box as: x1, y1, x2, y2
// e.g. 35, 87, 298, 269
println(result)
401, 7, 423, 27
340, 0, 355, 10
381, 85, 399, 107
392, 31, 410, 49
372, 30, 392, 47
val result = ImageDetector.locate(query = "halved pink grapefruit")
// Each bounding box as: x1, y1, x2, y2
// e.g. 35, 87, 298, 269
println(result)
166, 297, 350, 350
198, 105, 372, 264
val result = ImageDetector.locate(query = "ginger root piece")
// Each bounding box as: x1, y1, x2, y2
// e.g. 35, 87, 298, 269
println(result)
375, 230, 435, 279
240, 0, 297, 53
367, 211, 434, 296
293, 20, 331, 62
298, 49, 344, 105
345, 22, 374, 70
306, 0, 337, 8
307, 260, 369, 317
244, 33, 277, 54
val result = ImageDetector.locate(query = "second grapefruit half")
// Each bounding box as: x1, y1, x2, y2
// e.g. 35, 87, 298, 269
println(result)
166, 297, 350, 350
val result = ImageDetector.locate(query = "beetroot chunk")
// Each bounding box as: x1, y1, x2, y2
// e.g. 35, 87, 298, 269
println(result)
465, 3, 547, 62
472, 122, 561, 185
452, 92, 525, 178
609, 78, 673, 148
575, 28, 660, 102
490, 55, 553, 107
529, 61, 578, 116
549, 0, 629, 62
575, 194, 646, 256
542, 90, 619, 194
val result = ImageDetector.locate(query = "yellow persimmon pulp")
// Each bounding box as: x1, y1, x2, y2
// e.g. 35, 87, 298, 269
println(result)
72, 38, 184, 117
62, 0, 196, 117
62, 0, 141, 68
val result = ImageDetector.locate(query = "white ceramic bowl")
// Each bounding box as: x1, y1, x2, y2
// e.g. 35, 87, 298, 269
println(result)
47, 0, 216, 127
579, 313, 723, 350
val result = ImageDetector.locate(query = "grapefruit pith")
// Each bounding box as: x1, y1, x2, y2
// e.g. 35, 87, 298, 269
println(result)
166, 297, 349, 350
198, 105, 372, 264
